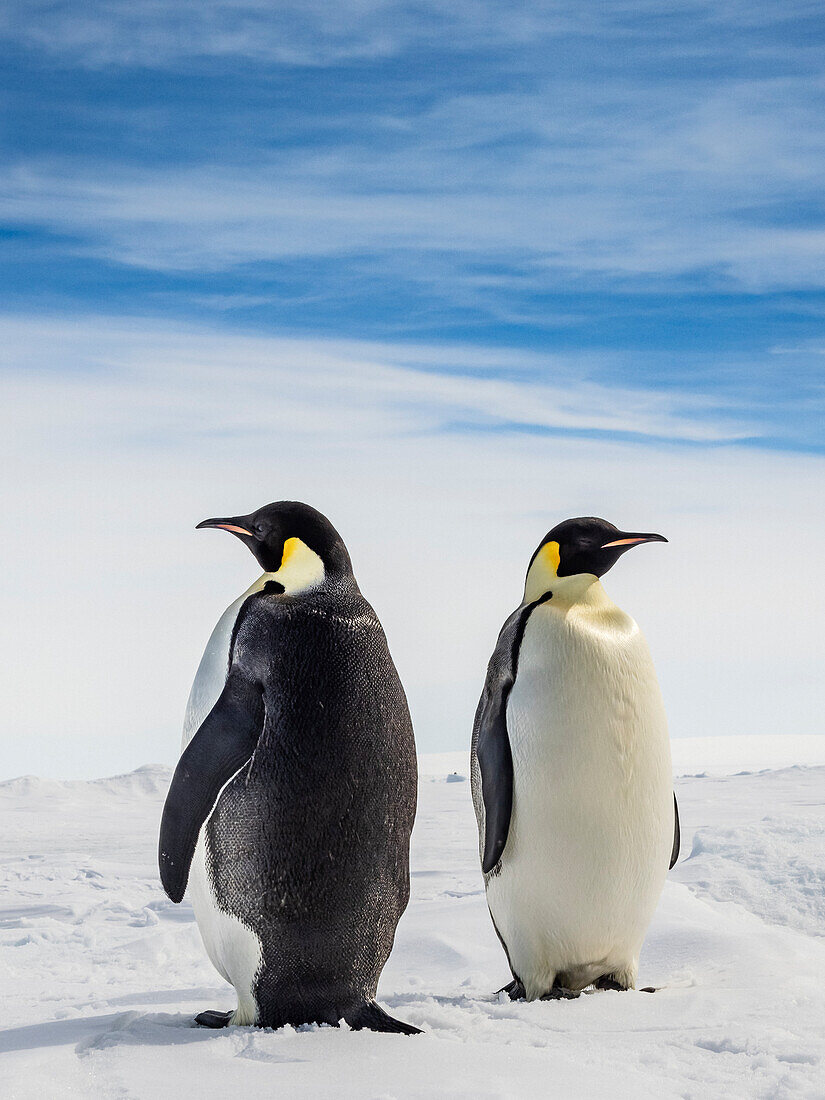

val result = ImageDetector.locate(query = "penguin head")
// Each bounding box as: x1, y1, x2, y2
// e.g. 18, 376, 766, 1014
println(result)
524, 517, 666, 602
196, 501, 352, 593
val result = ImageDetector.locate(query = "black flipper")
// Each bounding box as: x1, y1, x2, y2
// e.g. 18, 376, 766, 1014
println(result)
669, 792, 680, 869
474, 593, 554, 874
344, 1001, 422, 1035
159, 670, 264, 902
195, 1009, 234, 1028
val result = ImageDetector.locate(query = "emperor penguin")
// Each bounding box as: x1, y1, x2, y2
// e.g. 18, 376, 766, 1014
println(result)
159, 501, 420, 1034
470, 517, 679, 1000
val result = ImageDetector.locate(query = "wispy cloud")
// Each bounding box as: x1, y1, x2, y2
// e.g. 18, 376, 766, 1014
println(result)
1, 1, 824, 433
0, 4, 823, 778
0, 315, 756, 448
1, 311, 823, 776
0, 2, 675, 68
3, 64, 825, 289
4, 2, 825, 68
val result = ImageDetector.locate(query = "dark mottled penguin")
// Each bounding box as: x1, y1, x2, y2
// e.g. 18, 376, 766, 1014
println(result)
159, 501, 420, 1033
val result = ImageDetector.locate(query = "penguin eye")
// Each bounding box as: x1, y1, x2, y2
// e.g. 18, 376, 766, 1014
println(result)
253, 523, 268, 539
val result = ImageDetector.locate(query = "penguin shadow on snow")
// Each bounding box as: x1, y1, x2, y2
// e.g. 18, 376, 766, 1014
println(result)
0, 1006, 328, 1059
0, 1010, 209, 1057
75, 1006, 422, 1053
0, 980, 673, 1061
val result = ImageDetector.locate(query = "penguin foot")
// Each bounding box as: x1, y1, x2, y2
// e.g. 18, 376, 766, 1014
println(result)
593, 975, 658, 993
194, 1009, 234, 1029
540, 986, 580, 1001
344, 1000, 422, 1035
594, 975, 630, 992
497, 979, 526, 1001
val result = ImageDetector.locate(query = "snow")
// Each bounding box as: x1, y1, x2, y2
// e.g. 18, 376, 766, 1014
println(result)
1, 742, 824, 1098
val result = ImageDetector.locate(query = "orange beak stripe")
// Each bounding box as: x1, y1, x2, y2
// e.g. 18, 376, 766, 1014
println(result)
215, 524, 253, 536
600, 537, 651, 548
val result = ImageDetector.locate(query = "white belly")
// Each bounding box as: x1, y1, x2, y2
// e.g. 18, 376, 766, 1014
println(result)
486, 596, 673, 997
181, 578, 269, 1023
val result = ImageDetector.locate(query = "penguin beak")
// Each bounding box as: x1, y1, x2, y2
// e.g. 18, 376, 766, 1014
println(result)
600, 532, 667, 549
196, 516, 255, 538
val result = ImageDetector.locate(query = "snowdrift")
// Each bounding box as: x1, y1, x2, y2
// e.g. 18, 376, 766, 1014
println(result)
1, 741, 824, 1098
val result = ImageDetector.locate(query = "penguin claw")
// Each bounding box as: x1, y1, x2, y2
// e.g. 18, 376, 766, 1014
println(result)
593, 976, 630, 992
344, 1000, 422, 1035
593, 976, 658, 993
497, 979, 526, 1001
194, 1009, 234, 1029
540, 986, 580, 1001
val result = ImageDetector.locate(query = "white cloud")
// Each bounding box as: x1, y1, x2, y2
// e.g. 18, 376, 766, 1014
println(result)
3, 4, 825, 298
3, 151, 824, 295
4, 2, 823, 69
0, 2, 637, 68
4, 56, 825, 291
0, 315, 754, 446
0, 313, 822, 779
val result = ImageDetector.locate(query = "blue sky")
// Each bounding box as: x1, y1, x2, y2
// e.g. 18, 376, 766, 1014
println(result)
2, 0, 824, 451
2, 2, 825, 776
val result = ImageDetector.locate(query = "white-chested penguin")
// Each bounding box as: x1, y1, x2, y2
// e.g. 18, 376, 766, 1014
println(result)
470, 518, 679, 1000
159, 501, 420, 1034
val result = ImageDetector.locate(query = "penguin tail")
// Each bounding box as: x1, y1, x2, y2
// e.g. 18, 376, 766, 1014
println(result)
344, 1000, 422, 1035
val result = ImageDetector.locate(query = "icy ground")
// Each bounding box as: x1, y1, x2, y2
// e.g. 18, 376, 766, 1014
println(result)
1, 743, 824, 1099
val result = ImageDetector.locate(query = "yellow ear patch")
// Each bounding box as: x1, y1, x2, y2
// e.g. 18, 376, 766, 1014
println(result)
524, 539, 561, 602
272, 536, 326, 594
540, 540, 561, 575
280, 536, 300, 568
